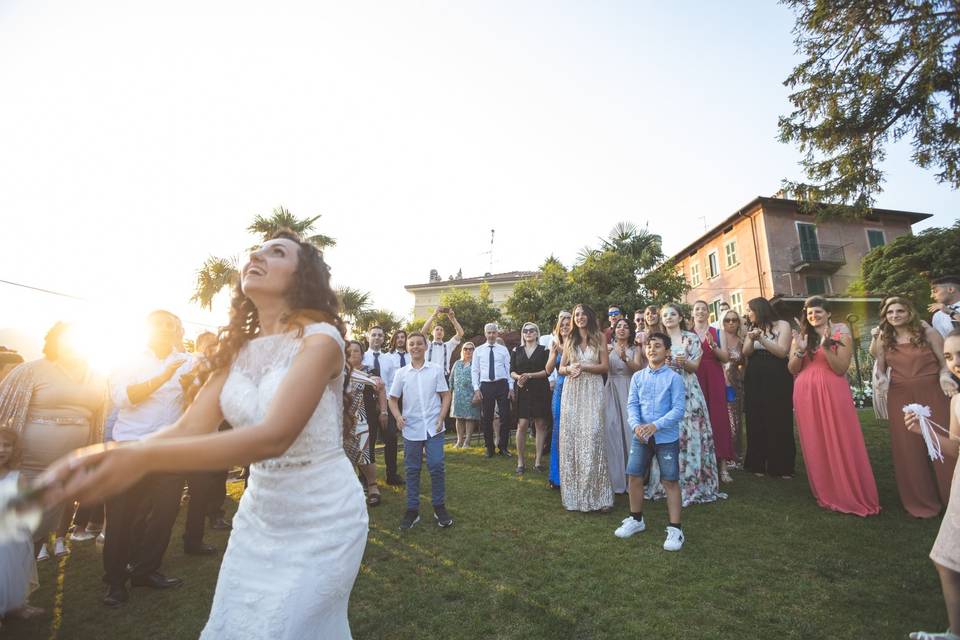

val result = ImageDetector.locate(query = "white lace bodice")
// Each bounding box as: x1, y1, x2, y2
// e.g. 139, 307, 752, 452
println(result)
202, 322, 366, 640
219, 322, 346, 470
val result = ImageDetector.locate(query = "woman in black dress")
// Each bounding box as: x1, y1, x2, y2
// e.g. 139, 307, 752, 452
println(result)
741, 297, 795, 478
511, 322, 551, 475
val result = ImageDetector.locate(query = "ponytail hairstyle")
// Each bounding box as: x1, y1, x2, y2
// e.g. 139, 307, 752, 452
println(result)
799, 296, 833, 359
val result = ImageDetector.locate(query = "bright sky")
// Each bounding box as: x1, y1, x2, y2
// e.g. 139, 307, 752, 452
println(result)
2, 1, 957, 365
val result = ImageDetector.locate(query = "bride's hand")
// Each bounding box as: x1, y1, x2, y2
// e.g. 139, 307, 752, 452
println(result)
40, 443, 149, 508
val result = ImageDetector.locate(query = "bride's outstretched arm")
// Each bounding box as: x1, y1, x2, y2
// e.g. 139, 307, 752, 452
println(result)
41, 333, 343, 507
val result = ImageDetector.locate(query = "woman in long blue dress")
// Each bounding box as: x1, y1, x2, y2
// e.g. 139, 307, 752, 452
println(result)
545, 311, 572, 489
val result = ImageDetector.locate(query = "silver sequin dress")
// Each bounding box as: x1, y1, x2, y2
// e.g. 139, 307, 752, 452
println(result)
559, 345, 614, 512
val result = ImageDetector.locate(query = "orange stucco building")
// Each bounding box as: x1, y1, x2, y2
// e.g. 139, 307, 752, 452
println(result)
670, 196, 931, 321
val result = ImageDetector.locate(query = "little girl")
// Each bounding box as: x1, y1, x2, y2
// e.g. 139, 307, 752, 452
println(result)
0, 427, 43, 629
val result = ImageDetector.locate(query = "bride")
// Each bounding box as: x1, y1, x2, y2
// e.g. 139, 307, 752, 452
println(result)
41, 231, 368, 639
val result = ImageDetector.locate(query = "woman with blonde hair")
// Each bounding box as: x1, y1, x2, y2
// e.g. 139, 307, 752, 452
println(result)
0, 321, 108, 560
558, 304, 613, 512
720, 309, 746, 464
511, 323, 550, 474
449, 342, 481, 448
870, 296, 956, 518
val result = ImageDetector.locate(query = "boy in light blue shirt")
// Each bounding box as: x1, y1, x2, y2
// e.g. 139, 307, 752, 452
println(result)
614, 332, 687, 551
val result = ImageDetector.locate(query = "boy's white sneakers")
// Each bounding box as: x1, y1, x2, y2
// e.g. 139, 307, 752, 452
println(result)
614, 516, 646, 538
663, 526, 684, 551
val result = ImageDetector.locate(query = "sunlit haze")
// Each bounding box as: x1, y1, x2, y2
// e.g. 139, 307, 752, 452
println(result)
2, 1, 957, 369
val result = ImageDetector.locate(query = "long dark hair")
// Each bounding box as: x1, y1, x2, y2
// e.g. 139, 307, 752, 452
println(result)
612, 317, 635, 346
799, 295, 836, 357
208, 230, 353, 440
746, 297, 779, 333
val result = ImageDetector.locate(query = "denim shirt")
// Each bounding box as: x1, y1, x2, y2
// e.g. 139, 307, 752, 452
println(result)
626, 365, 685, 444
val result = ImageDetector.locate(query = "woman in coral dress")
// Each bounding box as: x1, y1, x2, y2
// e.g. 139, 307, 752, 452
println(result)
789, 296, 879, 517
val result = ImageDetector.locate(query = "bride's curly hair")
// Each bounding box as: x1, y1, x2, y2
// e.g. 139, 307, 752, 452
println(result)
207, 229, 353, 441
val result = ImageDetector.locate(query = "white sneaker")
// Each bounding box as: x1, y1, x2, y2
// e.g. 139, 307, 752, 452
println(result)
37, 544, 49, 561
96, 532, 105, 546
54, 537, 70, 557
614, 516, 646, 538
70, 530, 96, 542
663, 526, 684, 551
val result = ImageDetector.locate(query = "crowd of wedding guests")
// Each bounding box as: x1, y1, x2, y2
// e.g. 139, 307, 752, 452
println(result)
2, 274, 960, 635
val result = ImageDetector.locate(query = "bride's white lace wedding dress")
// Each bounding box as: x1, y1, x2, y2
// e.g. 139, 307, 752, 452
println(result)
200, 323, 368, 640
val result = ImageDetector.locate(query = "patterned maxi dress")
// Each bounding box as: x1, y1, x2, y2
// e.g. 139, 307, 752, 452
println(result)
725, 340, 745, 463
449, 360, 481, 421
646, 331, 725, 507
559, 345, 614, 511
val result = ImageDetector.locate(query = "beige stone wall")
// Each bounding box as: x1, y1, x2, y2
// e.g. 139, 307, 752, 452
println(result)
410, 280, 519, 320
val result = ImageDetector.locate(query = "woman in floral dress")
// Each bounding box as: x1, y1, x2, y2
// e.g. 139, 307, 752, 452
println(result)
646, 303, 724, 506
449, 342, 481, 448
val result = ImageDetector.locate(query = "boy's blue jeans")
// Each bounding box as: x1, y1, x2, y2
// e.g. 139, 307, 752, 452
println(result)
403, 432, 445, 511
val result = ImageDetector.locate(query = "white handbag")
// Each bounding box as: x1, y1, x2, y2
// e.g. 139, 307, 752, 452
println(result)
872, 359, 891, 420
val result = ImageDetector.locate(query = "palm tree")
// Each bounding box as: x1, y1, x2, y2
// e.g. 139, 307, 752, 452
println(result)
247, 207, 336, 250
335, 286, 372, 325
191, 206, 336, 309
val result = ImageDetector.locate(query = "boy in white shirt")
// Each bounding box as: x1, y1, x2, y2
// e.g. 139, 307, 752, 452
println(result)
421, 307, 464, 375
388, 332, 453, 530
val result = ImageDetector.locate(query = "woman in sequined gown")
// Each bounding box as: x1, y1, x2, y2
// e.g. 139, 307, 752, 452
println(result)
43, 232, 367, 639
558, 304, 613, 512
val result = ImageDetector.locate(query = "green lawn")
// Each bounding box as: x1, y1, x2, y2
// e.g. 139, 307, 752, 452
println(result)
3, 410, 947, 639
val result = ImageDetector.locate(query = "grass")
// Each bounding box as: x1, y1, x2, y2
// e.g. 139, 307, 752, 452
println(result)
3, 410, 948, 639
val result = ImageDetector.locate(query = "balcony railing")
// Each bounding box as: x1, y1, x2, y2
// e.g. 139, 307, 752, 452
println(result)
789, 243, 846, 272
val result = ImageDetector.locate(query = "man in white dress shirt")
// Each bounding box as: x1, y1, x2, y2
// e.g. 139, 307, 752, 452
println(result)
361, 326, 390, 464
378, 329, 409, 485
472, 322, 514, 457
421, 307, 464, 376
930, 275, 960, 338
388, 332, 453, 530
103, 310, 197, 607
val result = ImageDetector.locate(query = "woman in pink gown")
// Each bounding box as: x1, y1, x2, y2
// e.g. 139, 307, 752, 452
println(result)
788, 296, 880, 517
691, 301, 734, 483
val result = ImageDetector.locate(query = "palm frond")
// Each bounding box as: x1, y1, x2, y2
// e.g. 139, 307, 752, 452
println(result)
191, 255, 240, 310
336, 286, 372, 320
